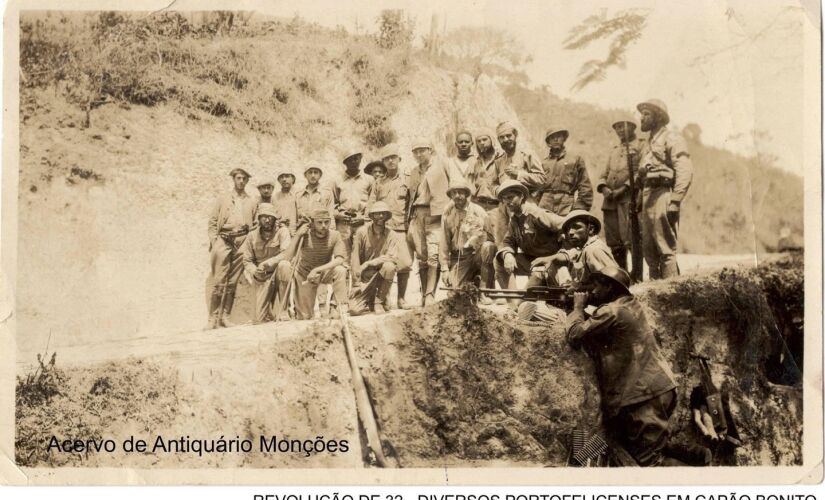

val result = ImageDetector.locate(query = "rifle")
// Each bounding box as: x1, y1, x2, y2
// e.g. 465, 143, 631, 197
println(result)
690, 353, 743, 447
444, 285, 574, 311
623, 126, 644, 283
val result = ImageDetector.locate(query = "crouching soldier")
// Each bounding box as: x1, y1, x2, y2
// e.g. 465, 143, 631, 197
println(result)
439, 180, 495, 303
349, 202, 400, 315
565, 266, 680, 466
278, 209, 349, 320
241, 203, 292, 323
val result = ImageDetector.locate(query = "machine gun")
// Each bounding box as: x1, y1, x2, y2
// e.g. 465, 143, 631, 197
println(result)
444, 285, 575, 311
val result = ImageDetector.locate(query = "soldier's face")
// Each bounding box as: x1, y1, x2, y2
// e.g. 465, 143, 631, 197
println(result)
233, 174, 249, 191
344, 157, 361, 176
640, 109, 656, 132
498, 131, 516, 152
279, 176, 294, 191
566, 220, 590, 248
546, 134, 565, 150
259, 214, 276, 231
371, 168, 387, 181
304, 170, 322, 185
412, 147, 432, 165
382, 155, 400, 174
614, 124, 634, 142
455, 134, 473, 155
476, 136, 493, 155
257, 184, 274, 199
501, 191, 524, 212
589, 278, 612, 306
312, 218, 331, 237
450, 190, 469, 209
370, 212, 390, 227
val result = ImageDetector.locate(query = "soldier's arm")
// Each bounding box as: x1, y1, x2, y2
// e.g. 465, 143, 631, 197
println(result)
515, 153, 545, 191
260, 228, 293, 270
574, 157, 594, 211
597, 153, 611, 193
438, 209, 452, 270
374, 230, 400, 266
585, 245, 616, 275
463, 207, 488, 250
240, 236, 257, 275
669, 134, 694, 204
350, 229, 364, 274
565, 305, 616, 349
521, 202, 565, 232
207, 198, 221, 244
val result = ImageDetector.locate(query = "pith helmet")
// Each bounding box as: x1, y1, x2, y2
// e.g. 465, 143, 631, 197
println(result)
341, 151, 363, 165
446, 179, 472, 197
591, 266, 632, 295
368, 201, 392, 216
637, 99, 670, 125
277, 172, 296, 181
379, 143, 400, 160
304, 165, 323, 176
364, 160, 387, 175
612, 120, 637, 132
256, 176, 276, 188
256, 203, 279, 219
544, 127, 569, 143
562, 209, 602, 234
495, 180, 529, 200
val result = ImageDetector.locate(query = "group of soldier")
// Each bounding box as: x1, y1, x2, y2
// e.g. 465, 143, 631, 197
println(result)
205, 98, 708, 467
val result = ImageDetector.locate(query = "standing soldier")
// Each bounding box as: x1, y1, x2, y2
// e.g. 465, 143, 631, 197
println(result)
370, 144, 414, 309
438, 180, 495, 301
406, 139, 463, 306
255, 176, 276, 205
206, 168, 258, 329
466, 129, 501, 214
240, 203, 292, 324
332, 150, 373, 259
278, 210, 350, 320
538, 127, 593, 216
272, 172, 298, 235
450, 130, 476, 180
349, 202, 400, 315
598, 120, 645, 270
637, 99, 694, 279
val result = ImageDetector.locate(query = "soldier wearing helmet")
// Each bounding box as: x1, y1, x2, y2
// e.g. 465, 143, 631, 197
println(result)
240, 203, 293, 324
438, 180, 495, 300
538, 127, 594, 216
271, 172, 298, 235
331, 149, 374, 262
637, 99, 694, 279
566, 265, 683, 466
348, 201, 401, 315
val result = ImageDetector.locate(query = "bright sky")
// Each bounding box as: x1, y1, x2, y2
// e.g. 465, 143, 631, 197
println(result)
258, 0, 815, 176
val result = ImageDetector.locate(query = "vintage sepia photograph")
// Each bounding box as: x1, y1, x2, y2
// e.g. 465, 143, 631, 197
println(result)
1, 0, 821, 485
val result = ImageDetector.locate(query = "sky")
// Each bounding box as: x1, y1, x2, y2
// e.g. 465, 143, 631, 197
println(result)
257, 0, 816, 176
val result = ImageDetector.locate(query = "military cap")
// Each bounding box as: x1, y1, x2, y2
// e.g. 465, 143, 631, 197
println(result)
256, 176, 276, 188
591, 266, 632, 295
612, 120, 637, 131
637, 99, 670, 125
495, 179, 529, 200
256, 203, 279, 219
411, 139, 433, 151
367, 201, 392, 216
561, 209, 602, 234
379, 143, 400, 159
229, 168, 251, 179
446, 179, 472, 197
304, 165, 323, 176
544, 127, 569, 143
364, 160, 387, 175
341, 151, 363, 165
310, 209, 332, 220
496, 121, 517, 136
277, 172, 296, 181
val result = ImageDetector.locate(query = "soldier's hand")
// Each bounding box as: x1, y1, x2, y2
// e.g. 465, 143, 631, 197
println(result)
530, 255, 554, 270
441, 272, 452, 288
503, 253, 517, 273
601, 187, 613, 200
693, 408, 720, 441
307, 269, 321, 285
573, 291, 589, 310
296, 223, 310, 236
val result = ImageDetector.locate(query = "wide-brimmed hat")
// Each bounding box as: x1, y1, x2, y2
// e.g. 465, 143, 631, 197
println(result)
379, 143, 400, 159
544, 127, 569, 142
562, 209, 602, 234
364, 160, 387, 175
341, 151, 363, 165
637, 99, 670, 125
591, 266, 632, 295
495, 179, 529, 200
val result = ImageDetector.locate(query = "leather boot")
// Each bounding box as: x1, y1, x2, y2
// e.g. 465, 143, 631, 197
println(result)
611, 247, 628, 271
373, 277, 392, 314
417, 265, 429, 307
206, 288, 223, 329
219, 287, 236, 328
396, 272, 410, 309
423, 265, 439, 306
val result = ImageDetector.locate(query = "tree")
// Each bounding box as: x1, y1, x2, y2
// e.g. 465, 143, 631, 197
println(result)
375, 10, 414, 50
439, 26, 532, 85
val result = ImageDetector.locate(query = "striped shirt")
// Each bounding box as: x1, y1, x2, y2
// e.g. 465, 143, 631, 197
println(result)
297, 229, 347, 278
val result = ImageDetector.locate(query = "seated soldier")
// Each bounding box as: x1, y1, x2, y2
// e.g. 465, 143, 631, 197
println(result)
278, 209, 349, 320
494, 180, 565, 308
349, 202, 399, 316
518, 210, 617, 323
439, 180, 495, 303
241, 203, 293, 323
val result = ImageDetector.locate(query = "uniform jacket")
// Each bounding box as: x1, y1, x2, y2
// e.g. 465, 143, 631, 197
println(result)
498, 201, 565, 260
639, 127, 693, 203
438, 201, 493, 269
466, 151, 501, 203
241, 226, 292, 279
566, 295, 677, 418
270, 190, 298, 234
598, 138, 645, 210
450, 152, 476, 181
332, 172, 374, 218
407, 156, 463, 219
493, 148, 545, 193
569, 235, 617, 284
296, 185, 337, 229
539, 148, 593, 215
207, 190, 258, 250
367, 172, 409, 231
351, 223, 400, 277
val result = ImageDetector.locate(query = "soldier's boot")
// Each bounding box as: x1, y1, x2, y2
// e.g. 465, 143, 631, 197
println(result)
206, 288, 223, 330
275, 280, 291, 321
373, 277, 392, 314
478, 266, 494, 305
663, 442, 712, 466
219, 287, 237, 328
611, 247, 628, 271
396, 272, 410, 309
422, 265, 439, 306
417, 265, 429, 307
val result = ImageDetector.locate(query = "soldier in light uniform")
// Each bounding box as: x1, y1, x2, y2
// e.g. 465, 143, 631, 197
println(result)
296, 165, 337, 317
240, 203, 292, 324
538, 127, 593, 217
637, 99, 694, 279
598, 120, 645, 270
450, 130, 476, 180
255, 176, 276, 205
438, 180, 495, 302
272, 172, 298, 235
206, 168, 258, 329
349, 202, 400, 316
331, 150, 373, 260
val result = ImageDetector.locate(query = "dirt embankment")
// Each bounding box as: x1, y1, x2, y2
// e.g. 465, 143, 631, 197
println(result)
17, 255, 803, 468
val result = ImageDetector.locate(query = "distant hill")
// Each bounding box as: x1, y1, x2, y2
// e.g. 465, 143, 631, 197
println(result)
501, 84, 804, 255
